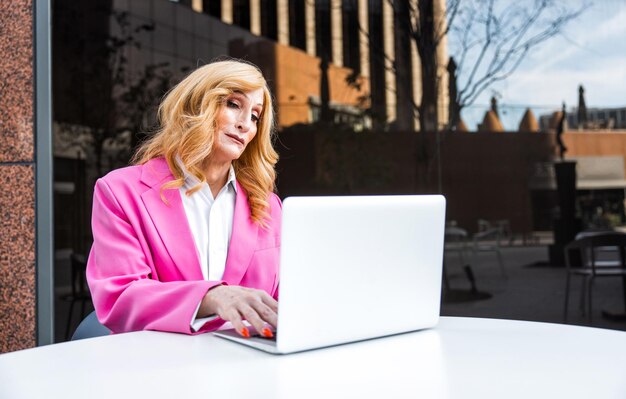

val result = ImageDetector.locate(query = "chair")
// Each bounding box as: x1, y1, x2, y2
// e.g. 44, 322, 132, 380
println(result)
443, 226, 469, 293
445, 226, 469, 267
471, 220, 506, 278
479, 219, 513, 244
442, 224, 493, 302
60, 253, 92, 340
563, 232, 626, 324
71, 311, 111, 341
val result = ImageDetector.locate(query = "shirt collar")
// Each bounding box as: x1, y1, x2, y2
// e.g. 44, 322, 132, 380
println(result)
175, 156, 237, 193
226, 165, 238, 193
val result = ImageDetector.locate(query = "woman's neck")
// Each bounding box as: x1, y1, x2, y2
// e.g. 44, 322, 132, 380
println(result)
203, 160, 231, 198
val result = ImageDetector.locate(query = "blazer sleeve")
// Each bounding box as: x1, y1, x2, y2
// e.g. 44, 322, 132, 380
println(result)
86, 178, 224, 335
271, 193, 282, 301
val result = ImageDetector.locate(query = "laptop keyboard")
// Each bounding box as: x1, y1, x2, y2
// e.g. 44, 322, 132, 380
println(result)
250, 332, 277, 342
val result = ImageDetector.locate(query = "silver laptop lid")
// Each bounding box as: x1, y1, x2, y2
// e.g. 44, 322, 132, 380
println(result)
276, 195, 446, 353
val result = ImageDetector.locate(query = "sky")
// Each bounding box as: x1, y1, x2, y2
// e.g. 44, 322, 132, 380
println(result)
449, 0, 626, 131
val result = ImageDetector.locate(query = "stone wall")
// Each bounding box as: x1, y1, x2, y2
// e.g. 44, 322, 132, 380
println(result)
0, 0, 37, 353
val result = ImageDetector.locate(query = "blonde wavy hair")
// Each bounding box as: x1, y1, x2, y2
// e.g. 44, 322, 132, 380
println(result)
133, 59, 279, 225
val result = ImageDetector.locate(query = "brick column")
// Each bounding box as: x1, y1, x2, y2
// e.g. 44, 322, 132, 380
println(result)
277, 0, 289, 45
305, 0, 316, 56
221, 0, 233, 24
382, 0, 396, 123
250, 0, 261, 35
330, 0, 343, 67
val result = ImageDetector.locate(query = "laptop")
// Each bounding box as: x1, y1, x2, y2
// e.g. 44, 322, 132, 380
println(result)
213, 195, 446, 354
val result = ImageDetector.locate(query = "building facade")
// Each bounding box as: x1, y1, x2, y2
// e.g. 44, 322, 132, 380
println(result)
540, 106, 626, 131
101, 0, 450, 131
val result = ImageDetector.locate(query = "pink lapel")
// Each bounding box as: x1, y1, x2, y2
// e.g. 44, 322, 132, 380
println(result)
221, 181, 259, 285
139, 158, 204, 280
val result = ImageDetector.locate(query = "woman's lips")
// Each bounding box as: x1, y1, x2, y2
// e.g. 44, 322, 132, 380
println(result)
226, 133, 245, 145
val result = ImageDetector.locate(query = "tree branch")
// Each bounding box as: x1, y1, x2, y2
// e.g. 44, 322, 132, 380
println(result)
453, 0, 587, 108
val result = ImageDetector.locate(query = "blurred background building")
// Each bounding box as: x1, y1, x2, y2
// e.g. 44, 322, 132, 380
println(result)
540, 106, 626, 131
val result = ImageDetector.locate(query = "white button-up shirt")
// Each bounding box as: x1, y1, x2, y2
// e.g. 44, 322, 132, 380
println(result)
176, 159, 236, 330
178, 162, 236, 281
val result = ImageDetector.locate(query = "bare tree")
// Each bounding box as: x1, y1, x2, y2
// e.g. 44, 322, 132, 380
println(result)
346, 0, 460, 132
449, 0, 587, 127
340, 0, 585, 193
350, 0, 584, 132
404, 0, 460, 132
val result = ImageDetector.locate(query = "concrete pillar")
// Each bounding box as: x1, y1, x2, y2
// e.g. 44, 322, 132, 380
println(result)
191, 0, 203, 12
411, 39, 421, 130
0, 0, 43, 352
277, 0, 290, 45
383, 0, 396, 123
434, 0, 449, 128
358, 0, 369, 78
250, 0, 261, 35
222, 0, 233, 24
305, 0, 316, 56
331, 0, 343, 66
410, 0, 421, 130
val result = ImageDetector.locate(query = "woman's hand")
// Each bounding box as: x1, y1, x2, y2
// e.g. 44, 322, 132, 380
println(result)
200, 285, 278, 338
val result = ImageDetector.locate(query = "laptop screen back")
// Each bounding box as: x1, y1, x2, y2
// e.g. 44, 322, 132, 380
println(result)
276, 195, 446, 353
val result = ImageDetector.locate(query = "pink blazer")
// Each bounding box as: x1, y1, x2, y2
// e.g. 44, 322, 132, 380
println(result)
86, 158, 281, 335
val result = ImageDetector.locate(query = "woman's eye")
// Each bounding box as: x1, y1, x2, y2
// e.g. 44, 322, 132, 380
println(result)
227, 100, 239, 108
251, 114, 259, 123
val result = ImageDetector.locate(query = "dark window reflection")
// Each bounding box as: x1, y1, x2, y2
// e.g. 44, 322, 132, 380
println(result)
233, 0, 251, 29
261, 0, 278, 41
368, 0, 386, 124
315, 0, 331, 59
342, 0, 360, 73
203, 0, 221, 18
289, 0, 306, 50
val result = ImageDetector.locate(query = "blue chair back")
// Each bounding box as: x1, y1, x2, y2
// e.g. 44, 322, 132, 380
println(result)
71, 310, 111, 341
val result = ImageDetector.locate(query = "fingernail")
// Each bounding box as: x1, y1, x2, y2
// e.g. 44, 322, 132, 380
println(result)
262, 328, 273, 338
241, 327, 250, 338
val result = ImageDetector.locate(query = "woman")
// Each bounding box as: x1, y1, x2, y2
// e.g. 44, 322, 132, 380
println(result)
86, 60, 281, 338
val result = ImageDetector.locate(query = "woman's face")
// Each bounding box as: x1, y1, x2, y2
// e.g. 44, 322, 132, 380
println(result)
212, 88, 264, 164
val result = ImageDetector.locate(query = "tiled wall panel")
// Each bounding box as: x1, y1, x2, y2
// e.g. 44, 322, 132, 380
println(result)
0, 166, 36, 353
0, 1, 34, 163
0, 0, 36, 352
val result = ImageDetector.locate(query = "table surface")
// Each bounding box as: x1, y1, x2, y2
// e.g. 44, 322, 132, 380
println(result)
1, 316, 625, 399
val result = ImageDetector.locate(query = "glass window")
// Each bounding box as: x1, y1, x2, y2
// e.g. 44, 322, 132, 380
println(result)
315, 0, 332, 59
260, 0, 277, 40
233, 0, 251, 29
203, 0, 221, 18
342, 0, 360, 73
288, 0, 306, 50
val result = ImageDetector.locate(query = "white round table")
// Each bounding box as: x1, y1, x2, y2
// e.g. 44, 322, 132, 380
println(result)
1, 317, 624, 398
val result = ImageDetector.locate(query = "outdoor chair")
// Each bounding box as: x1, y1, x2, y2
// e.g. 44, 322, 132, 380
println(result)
59, 253, 92, 340
444, 226, 469, 267
563, 232, 626, 324
478, 219, 513, 245
471, 220, 506, 278
443, 225, 470, 292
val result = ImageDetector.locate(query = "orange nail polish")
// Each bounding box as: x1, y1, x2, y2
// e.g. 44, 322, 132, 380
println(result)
262, 328, 273, 338
241, 327, 250, 338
